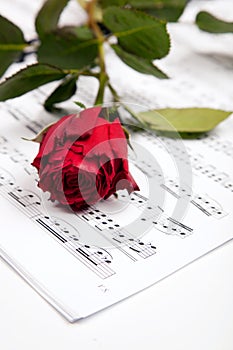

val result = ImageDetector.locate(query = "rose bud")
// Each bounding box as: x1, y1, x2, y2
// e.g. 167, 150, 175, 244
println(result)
32, 106, 139, 211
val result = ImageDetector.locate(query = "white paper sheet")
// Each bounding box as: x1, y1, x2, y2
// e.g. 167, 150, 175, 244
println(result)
0, 0, 233, 322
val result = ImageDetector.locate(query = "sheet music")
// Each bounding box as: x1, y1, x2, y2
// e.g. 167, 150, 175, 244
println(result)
0, 0, 233, 322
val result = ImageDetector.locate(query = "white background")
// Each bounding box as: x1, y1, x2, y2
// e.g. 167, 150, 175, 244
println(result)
1, 240, 233, 350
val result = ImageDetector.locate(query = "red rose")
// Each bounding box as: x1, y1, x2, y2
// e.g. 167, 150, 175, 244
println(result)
32, 106, 139, 211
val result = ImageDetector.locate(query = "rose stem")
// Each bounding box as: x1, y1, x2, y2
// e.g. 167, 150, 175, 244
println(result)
87, 0, 109, 106
86, 1, 147, 128
108, 82, 148, 128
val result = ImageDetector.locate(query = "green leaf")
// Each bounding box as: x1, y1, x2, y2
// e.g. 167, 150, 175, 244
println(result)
122, 126, 134, 150
22, 121, 56, 143
100, 0, 186, 22
135, 0, 187, 22
0, 63, 67, 101
38, 26, 98, 69
64, 26, 95, 40
112, 44, 168, 78
103, 7, 170, 60
196, 12, 233, 34
44, 75, 77, 111
100, 0, 126, 6
74, 101, 86, 109
137, 108, 232, 132
35, 0, 70, 37
0, 15, 27, 77
154, 131, 209, 139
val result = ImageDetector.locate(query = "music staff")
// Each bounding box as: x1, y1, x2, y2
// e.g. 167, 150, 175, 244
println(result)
0, 167, 115, 279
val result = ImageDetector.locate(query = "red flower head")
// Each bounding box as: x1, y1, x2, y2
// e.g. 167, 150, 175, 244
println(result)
32, 106, 139, 211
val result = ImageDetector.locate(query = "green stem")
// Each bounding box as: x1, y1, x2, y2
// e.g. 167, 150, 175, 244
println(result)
123, 104, 148, 128
87, 0, 108, 106
64, 69, 99, 78
108, 82, 148, 128
95, 72, 108, 105
108, 82, 120, 102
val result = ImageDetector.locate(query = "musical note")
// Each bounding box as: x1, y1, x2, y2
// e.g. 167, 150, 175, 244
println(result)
160, 178, 192, 199
25, 120, 45, 135
0, 168, 15, 187
0, 168, 115, 279
139, 205, 193, 238
118, 191, 148, 209
77, 205, 157, 260
0, 145, 10, 155
0, 167, 115, 279
98, 284, 109, 293
75, 244, 115, 279
223, 178, 233, 192
122, 234, 157, 259
201, 135, 233, 158
191, 154, 232, 192
36, 216, 68, 243
130, 155, 163, 179
191, 194, 228, 219
0, 136, 7, 146
10, 149, 29, 164
0, 134, 31, 168
129, 240, 157, 258
211, 171, 229, 184
109, 228, 157, 259
112, 189, 193, 238
49, 217, 80, 241
151, 214, 193, 237
36, 214, 115, 278
8, 188, 41, 207
24, 164, 38, 178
